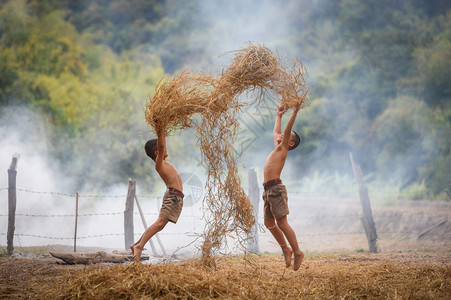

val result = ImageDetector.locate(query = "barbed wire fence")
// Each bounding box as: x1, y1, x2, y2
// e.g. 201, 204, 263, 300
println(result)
0, 182, 207, 256
2, 182, 449, 257
0, 186, 358, 251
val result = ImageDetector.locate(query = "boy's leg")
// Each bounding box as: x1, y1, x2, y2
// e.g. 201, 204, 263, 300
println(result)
264, 218, 293, 267
131, 217, 169, 262
276, 216, 304, 271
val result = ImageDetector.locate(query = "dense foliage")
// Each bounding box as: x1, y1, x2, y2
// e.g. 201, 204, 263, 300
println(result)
0, 0, 449, 198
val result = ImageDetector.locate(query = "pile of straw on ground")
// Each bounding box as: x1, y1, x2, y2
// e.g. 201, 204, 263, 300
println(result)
39, 253, 451, 299
144, 43, 310, 265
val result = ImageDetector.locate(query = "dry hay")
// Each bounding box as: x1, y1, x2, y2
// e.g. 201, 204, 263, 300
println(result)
144, 71, 216, 136
39, 253, 451, 299
144, 43, 310, 265
218, 44, 310, 109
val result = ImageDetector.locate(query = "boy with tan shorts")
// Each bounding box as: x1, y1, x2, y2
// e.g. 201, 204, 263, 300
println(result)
131, 133, 184, 261
263, 102, 304, 271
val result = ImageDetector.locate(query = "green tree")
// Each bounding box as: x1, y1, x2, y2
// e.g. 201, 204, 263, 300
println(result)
413, 14, 451, 107
371, 97, 433, 184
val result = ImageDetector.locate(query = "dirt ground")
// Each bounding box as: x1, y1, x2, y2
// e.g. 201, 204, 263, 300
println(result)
0, 245, 118, 299
0, 255, 82, 299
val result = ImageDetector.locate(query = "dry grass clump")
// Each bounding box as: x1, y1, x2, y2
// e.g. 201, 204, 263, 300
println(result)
219, 44, 310, 109
196, 91, 255, 266
144, 71, 215, 136
277, 58, 310, 109
39, 253, 451, 299
219, 44, 280, 97
144, 43, 310, 265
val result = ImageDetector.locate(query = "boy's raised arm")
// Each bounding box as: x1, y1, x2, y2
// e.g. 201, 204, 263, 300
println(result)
273, 105, 287, 147
155, 132, 166, 168
281, 102, 301, 147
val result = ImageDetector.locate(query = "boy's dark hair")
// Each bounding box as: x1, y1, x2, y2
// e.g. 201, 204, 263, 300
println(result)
289, 131, 301, 150
144, 139, 158, 161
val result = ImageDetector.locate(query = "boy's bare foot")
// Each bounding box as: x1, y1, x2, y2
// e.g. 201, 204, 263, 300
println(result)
132, 245, 143, 262
281, 245, 293, 268
293, 251, 304, 271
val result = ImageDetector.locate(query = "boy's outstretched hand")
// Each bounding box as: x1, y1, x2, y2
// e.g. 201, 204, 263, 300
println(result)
293, 100, 302, 112
276, 105, 287, 116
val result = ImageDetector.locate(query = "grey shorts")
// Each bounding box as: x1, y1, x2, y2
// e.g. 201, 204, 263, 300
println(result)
262, 183, 289, 220
159, 189, 184, 223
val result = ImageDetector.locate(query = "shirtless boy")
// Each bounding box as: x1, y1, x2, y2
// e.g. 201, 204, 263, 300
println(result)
130, 133, 184, 261
263, 102, 304, 271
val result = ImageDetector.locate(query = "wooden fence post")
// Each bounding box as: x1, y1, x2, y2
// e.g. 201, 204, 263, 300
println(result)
248, 168, 259, 253
7, 154, 20, 256
349, 152, 378, 253
74, 192, 79, 252
124, 178, 135, 250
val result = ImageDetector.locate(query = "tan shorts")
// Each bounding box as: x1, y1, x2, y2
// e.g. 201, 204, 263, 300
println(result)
262, 183, 289, 219
159, 189, 184, 223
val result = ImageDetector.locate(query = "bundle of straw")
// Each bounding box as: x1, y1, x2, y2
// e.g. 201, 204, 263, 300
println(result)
220, 44, 279, 96
145, 43, 309, 136
275, 58, 310, 109
144, 71, 214, 135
